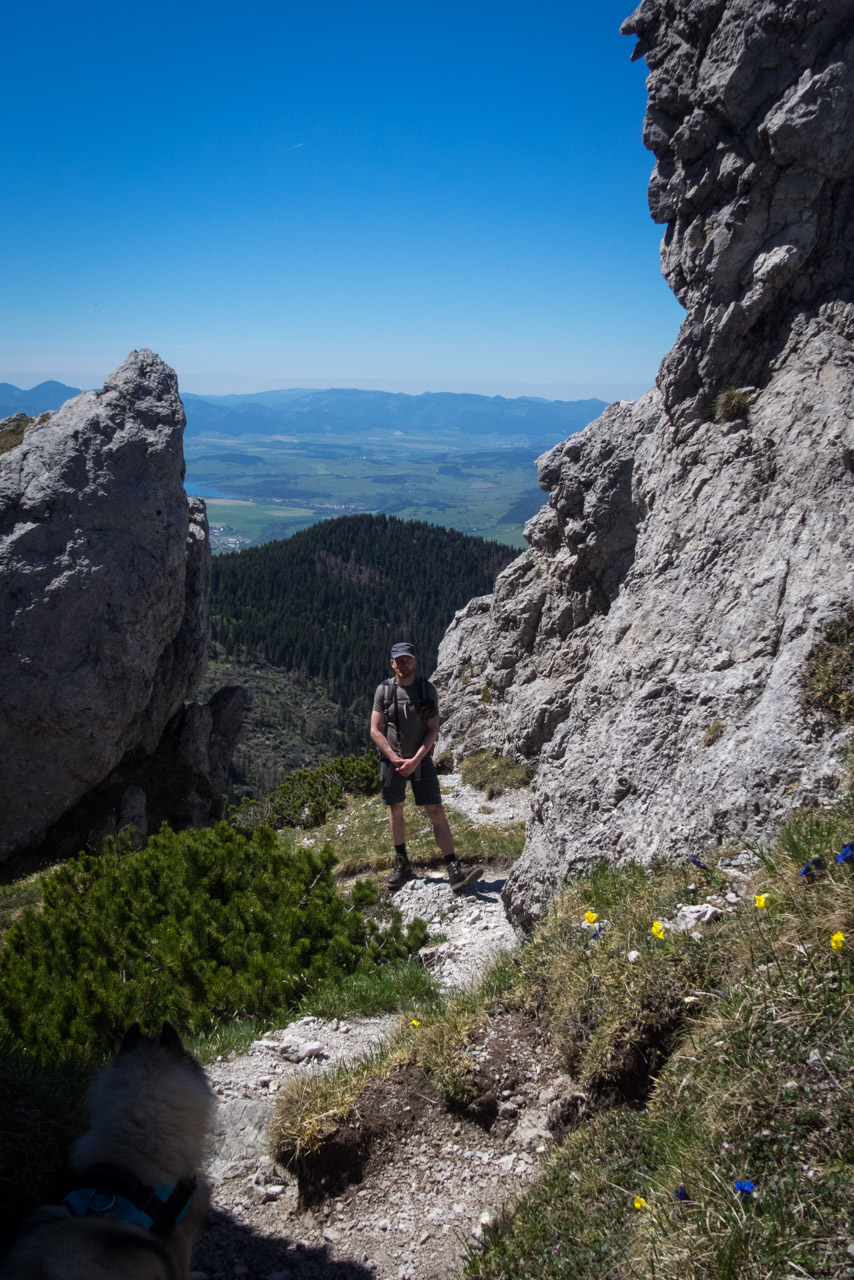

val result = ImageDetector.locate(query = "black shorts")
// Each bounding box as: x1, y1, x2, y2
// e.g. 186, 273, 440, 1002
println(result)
380, 755, 442, 807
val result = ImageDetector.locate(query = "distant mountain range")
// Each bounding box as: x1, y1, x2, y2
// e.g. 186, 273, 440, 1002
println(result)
2, 380, 608, 547
1, 380, 607, 452
181, 387, 608, 448
0, 381, 83, 419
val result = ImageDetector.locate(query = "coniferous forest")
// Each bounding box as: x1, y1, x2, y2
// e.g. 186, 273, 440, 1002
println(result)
208, 515, 516, 784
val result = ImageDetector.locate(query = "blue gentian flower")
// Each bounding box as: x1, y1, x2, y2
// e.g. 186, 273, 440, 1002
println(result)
734, 1180, 755, 1197
689, 853, 711, 871
837, 844, 854, 865
674, 1186, 691, 1202
798, 857, 826, 881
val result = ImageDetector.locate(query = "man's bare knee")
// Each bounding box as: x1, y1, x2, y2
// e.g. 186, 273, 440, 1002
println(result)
424, 803, 445, 821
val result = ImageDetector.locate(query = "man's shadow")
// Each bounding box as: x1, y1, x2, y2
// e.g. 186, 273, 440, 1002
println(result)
416, 871, 507, 901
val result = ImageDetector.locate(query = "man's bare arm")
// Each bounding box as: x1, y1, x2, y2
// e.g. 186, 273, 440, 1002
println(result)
370, 709, 404, 764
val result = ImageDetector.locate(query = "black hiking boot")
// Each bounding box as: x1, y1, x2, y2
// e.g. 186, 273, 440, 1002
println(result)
387, 860, 415, 891
447, 860, 483, 894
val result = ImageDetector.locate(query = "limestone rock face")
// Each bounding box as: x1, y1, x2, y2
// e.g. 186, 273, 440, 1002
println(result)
434, 0, 854, 932
0, 350, 220, 857
624, 0, 854, 420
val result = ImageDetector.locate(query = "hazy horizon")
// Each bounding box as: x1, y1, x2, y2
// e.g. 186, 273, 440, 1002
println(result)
1, 372, 617, 405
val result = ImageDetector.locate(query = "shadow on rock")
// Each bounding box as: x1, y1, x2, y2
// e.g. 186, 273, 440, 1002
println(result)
194, 1207, 375, 1279
469, 875, 506, 901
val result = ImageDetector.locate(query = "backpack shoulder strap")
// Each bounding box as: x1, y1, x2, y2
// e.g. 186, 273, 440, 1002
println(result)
382, 677, 394, 717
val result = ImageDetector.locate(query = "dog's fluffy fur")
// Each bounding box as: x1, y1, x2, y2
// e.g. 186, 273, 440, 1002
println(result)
2, 1023, 215, 1280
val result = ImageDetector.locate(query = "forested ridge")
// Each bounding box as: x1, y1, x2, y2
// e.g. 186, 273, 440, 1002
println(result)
210, 514, 515, 716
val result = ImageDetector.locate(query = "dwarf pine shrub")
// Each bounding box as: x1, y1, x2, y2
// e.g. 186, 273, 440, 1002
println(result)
0, 823, 426, 1058
230, 751, 380, 833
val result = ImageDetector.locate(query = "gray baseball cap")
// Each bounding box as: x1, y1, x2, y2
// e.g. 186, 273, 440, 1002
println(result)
390, 642, 416, 659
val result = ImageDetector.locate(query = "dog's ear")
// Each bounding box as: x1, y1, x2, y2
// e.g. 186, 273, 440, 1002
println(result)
159, 1021, 185, 1055
120, 1023, 143, 1054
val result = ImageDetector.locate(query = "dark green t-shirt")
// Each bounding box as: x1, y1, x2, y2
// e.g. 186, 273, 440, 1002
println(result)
373, 678, 438, 758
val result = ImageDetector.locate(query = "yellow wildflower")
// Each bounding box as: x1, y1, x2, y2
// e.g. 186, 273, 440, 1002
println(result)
633, 1196, 647, 1210
584, 910, 598, 925
651, 921, 666, 940
754, 894, 767, 909
411, 1018, 421, 1028
830, 931, 845, 953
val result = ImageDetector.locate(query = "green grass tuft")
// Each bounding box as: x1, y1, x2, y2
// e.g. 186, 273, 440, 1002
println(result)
305, 789, 525, 878
299, 958, 441, 1020
459, 750, 536, 793
712, 387, 753, 423
467, 802, 854, 1280
702, 719, 726, 747
0, 414, 32, 457
184, 1017, 274, 1065
803, 606, 854, 722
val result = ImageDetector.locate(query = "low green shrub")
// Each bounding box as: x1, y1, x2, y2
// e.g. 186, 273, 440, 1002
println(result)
230, 751, 379, 833
0, 823, 425, 1058
0, 873, 46, 945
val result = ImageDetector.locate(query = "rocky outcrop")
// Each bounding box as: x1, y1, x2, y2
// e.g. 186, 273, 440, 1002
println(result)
434, 0, 854, 931
0, 350, 245, 859
628, 0, 854, 422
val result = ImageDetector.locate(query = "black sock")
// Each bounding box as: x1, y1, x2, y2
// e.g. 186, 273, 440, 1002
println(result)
443, 853, 455, 865
394, 843, 408, 863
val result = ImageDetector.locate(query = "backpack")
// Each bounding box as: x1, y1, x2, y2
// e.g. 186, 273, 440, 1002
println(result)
376, 677, 437, 757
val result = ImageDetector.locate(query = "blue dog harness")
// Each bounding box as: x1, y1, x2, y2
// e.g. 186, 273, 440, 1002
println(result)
62, 1163, 195, 1239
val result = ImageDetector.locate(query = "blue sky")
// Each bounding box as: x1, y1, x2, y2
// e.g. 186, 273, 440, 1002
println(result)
1, 1, 683, 401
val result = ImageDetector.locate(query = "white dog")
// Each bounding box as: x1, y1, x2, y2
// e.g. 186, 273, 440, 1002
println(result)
2, 1022, 215, 1279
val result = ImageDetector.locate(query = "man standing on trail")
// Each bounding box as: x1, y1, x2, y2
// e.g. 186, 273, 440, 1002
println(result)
370, 641, 483, 894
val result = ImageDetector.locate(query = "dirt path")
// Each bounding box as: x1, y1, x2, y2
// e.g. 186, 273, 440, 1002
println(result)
192, 782, 559, 1280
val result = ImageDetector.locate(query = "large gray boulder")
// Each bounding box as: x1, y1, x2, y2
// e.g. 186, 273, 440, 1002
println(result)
0, 349, 233, 858
434, 0, 854, 931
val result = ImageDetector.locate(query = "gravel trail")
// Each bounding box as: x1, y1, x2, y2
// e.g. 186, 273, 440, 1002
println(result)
193, 783, 540, 1280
